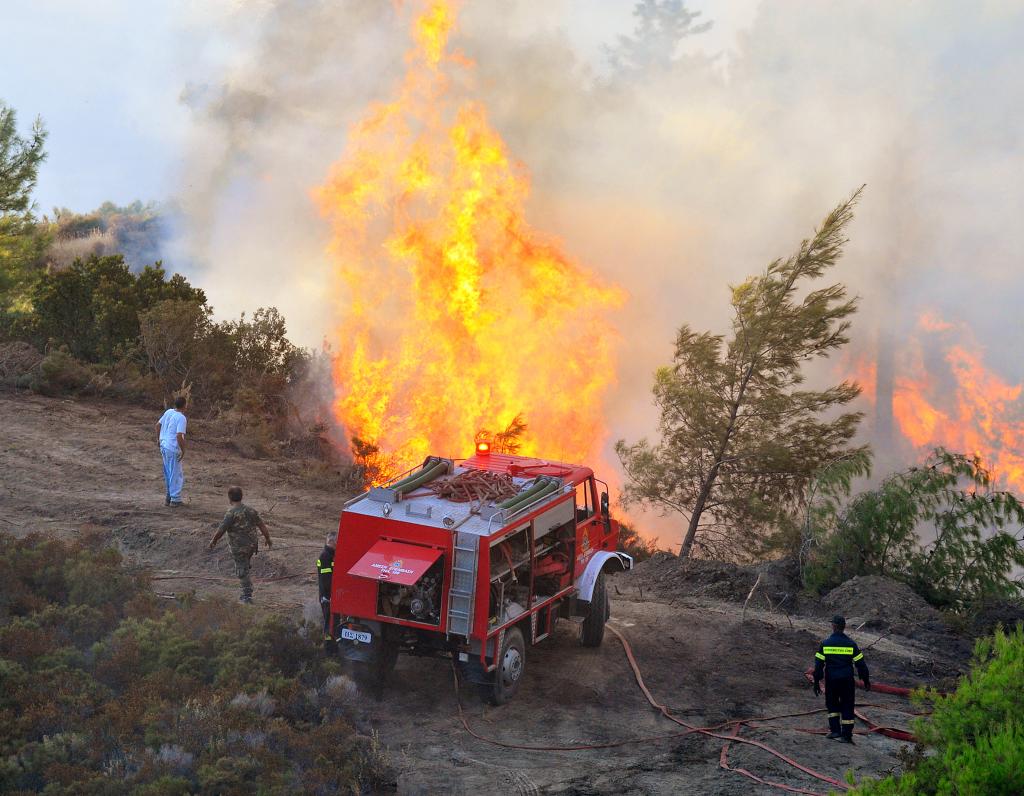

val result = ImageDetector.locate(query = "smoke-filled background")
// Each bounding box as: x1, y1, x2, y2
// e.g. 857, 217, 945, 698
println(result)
6, 0, 1024, 546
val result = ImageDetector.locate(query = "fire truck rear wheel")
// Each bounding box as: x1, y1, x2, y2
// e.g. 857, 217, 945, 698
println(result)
580, 572, 609, 647
354, 639, 399, 695
485, 626, 526, 705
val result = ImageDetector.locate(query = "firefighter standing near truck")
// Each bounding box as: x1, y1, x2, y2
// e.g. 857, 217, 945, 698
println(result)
812, 615, 870, 743
317, 535, 335, 646
208, 486, 273, 603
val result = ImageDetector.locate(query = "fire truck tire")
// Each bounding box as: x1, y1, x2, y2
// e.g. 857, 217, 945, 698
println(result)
354, 639, 399, 695
580, 573, 609, 647
485, 626, 526, 705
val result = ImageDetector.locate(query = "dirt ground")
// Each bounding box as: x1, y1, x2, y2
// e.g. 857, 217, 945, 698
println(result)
0, 389, 973, 795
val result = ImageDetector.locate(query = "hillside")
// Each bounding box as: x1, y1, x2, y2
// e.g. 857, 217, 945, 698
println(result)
0, 389, 978, 794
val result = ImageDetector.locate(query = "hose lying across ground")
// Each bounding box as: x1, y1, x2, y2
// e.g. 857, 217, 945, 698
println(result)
453, 623, 928, 795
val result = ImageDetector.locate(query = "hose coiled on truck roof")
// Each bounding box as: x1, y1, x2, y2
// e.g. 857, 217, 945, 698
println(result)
498, 477, 559, 513
393, 460, 448, 495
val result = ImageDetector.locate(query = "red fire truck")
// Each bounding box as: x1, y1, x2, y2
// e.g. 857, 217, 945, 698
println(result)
327, 446, 632, 703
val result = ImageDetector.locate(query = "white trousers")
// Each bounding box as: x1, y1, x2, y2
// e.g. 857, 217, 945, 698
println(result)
160, 445, 184, 502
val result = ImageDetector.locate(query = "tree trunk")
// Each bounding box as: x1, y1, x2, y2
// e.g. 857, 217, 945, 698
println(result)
677, 362, 756, 559
679, 462, 719, 559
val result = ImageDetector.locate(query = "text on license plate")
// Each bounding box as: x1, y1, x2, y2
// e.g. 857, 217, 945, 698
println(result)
341, 628, 372, 644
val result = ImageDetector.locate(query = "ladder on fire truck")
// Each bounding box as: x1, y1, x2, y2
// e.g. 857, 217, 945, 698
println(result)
447, 531, 479, 638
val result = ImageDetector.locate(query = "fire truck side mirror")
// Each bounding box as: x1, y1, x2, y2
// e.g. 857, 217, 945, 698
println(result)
600, 491, 611, 532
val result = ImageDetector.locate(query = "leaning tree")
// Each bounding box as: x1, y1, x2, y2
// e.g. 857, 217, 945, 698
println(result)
617, 188, 870, 559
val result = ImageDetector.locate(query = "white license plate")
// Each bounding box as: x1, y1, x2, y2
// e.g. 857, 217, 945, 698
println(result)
341, 628, 372, 644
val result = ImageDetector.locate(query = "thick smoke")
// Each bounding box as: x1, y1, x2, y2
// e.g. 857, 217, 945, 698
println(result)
174, 1, 1024, 547
173, 1, 406, 343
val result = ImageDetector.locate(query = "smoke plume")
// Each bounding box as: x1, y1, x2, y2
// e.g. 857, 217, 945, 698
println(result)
174, 0, 1024, 546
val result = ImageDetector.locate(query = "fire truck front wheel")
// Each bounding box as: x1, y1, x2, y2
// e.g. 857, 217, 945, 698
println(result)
485, 626, 526, 705
580, 573, 609, 647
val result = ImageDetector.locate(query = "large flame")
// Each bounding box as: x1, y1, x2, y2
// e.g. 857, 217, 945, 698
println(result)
862, 313, 1024, 492
315, 1, 624, 472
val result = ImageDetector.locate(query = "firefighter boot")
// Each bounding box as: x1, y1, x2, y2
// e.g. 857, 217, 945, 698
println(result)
841, 720, 855, 743
827, 713, 841, 739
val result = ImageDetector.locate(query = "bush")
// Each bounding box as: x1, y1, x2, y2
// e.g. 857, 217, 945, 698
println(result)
27, 255, 205, 364
853, 624, 1024, 794
23, 346, 94, 395
140, 300, 309, 418
0, 534, 391, 794
617, 522, 663, 562
804, 449, 1024, 610
8, 248, 325, 457
0, 340, 43, 383
44, 201, 169, 271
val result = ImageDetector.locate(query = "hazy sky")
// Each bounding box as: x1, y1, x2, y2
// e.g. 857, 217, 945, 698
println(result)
6, 0, 1024, 547
2, 0, 757, 214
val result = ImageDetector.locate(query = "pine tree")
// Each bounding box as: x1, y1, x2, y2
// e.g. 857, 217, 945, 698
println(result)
616, 188, 870, 559
0, 101, 48, 308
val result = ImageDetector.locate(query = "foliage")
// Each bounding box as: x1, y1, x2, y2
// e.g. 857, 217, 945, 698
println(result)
23, 346, 96, 395
139, 300, 308, 420
604, 0, 712, 76
139, 299, 228, 403
617, 523, 664, 563
477, 413, 528, 455
0, 101, 48, 310
805, 449, 1024, 610
348, 436, 399, 489
852, 624, 1024, 794
44, 200, 169, 271
616, 189, 869, 560
0, 533, 390, 794
4, 249, 315, 451
27, 255, 205, 363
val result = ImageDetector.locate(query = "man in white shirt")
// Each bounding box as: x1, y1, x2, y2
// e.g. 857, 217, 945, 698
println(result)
157, 396, 188, 506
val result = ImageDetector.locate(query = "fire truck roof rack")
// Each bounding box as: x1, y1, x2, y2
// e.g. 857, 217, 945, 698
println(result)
482, 477, 569, 532
369, 456, 453, 503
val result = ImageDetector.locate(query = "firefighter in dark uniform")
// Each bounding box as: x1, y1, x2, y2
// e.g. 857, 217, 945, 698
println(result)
317, 535, 336, 647
813, 615, 870, 743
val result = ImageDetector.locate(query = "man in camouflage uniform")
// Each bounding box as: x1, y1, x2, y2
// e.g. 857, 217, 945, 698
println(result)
208, 486, 273, 603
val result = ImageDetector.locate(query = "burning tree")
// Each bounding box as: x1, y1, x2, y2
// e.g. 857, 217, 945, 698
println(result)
617, 188, 869, 559
315, 1, 623, 470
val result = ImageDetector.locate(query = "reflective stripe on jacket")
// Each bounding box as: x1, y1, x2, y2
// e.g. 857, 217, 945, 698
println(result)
814, 631, 869, 682
317, 545, 335, 603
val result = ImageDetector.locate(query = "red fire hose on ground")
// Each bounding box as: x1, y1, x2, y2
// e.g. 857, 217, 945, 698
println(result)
452, 623, 930, 795
800, 668, 919, 743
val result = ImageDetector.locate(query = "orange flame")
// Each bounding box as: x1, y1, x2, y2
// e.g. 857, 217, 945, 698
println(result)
315, 1, 624, 472
865, 314, 1024, 493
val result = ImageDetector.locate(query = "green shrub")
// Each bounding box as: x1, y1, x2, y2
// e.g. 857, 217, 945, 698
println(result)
27, 255, 205, 364
24, 346, 93, 395
805, 449, 1024, 610
0, 534, 390, 794
853, 624, 1024, 794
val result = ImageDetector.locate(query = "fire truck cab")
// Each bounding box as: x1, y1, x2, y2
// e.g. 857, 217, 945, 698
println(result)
327, 449, 632, 703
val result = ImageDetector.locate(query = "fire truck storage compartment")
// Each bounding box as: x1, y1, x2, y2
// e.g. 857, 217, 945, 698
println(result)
347, 539, 445, 626
488, 496, 575, 626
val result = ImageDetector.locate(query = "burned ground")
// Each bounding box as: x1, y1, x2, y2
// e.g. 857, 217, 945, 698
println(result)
0, 389, 977, 794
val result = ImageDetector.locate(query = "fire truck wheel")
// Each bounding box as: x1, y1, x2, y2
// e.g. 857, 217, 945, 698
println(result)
580, 573, 609, 647
354, 639, 399, 696
486, 626, 526, 705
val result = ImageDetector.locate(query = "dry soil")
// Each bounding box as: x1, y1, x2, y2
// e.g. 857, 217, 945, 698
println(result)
0, 389, 973, 795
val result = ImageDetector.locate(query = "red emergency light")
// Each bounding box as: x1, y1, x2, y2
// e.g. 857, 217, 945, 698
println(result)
476, 440, 491, 455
